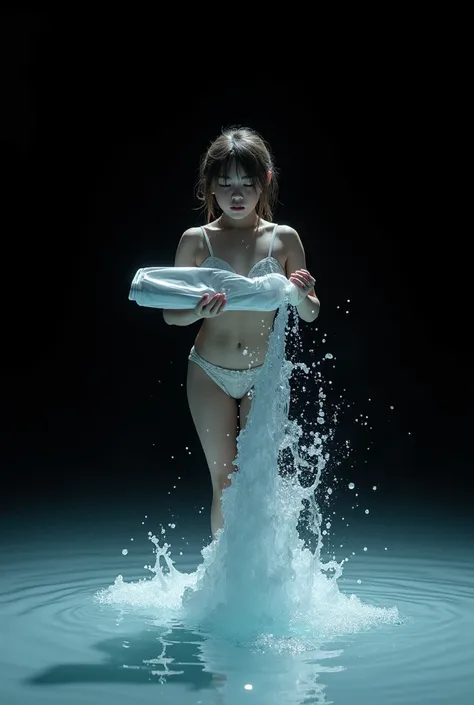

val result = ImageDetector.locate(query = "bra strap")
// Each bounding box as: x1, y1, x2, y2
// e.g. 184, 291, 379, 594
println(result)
268, 224, 279, 257
201, 226, 214, 257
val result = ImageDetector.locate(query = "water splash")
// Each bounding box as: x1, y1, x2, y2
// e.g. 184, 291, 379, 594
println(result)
95, 304, 401, 645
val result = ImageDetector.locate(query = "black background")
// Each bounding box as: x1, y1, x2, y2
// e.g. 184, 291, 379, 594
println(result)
1, 14, 470, 516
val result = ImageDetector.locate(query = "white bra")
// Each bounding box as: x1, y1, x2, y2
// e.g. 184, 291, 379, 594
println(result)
199, 224, 285, 279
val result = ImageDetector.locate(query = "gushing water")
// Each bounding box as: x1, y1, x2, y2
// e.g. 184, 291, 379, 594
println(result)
95, 304, 401, 646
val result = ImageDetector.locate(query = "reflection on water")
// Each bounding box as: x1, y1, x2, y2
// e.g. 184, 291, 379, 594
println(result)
27, 615, 344, 704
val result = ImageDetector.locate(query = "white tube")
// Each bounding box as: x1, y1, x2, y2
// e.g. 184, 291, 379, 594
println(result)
128, 266, 304, 311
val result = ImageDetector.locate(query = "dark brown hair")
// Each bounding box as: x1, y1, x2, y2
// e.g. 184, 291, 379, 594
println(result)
196, 126, 279, 223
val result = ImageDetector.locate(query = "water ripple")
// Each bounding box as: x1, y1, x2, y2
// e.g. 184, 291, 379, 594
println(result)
0, 538, 473, 704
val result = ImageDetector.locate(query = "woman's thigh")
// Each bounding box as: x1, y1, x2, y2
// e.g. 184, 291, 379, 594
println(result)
186, 360, 239, 492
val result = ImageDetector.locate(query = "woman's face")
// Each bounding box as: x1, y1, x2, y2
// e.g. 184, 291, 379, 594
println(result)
213, 159, 262, 220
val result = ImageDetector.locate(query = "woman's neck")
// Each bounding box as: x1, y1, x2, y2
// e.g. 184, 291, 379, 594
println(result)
218, 211, 260, 231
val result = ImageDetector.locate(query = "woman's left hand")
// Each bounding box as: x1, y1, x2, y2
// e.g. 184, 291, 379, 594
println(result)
289, 269, 316, 300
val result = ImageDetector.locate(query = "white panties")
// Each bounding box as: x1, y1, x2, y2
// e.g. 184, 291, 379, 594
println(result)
188, 346, 262, 400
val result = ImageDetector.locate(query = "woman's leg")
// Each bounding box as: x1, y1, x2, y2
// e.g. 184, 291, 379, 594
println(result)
186, 360, 239, 539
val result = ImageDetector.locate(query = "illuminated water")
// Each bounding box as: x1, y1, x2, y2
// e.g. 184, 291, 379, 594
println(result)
1, 506, 473, 704
2, 305, 473, 703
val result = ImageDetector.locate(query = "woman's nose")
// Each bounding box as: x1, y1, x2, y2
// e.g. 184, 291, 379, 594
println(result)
231, 192, 243, 202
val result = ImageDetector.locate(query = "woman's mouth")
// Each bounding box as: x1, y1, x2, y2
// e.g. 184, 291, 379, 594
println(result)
230, 206, 245, 211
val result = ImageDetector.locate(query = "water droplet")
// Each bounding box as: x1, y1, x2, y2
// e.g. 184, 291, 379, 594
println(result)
122, 549, 128, 556
348, 482, 355, 489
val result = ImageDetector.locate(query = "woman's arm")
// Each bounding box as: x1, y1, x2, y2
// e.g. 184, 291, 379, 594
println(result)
282, 225, 320, 323
163, 228, 202, 326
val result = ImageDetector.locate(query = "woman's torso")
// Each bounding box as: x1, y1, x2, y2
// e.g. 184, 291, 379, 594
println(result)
193, 219, 288, 369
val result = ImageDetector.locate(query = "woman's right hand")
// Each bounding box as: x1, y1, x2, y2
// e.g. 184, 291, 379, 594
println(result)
194, 292, 227, 318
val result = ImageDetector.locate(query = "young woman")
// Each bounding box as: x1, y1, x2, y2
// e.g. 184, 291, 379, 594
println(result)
163, 126, 320, 538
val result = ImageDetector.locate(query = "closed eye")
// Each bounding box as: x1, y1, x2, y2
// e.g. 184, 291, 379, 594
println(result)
218, 183, 254, 188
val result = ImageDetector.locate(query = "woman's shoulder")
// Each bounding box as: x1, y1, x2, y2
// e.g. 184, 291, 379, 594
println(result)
273, 222, 300, 243
259, 219, 299, 239
181, 225, 204, 238
273, 222, 297, 234
272, 224, 307, 261
182, 218, 222, 237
